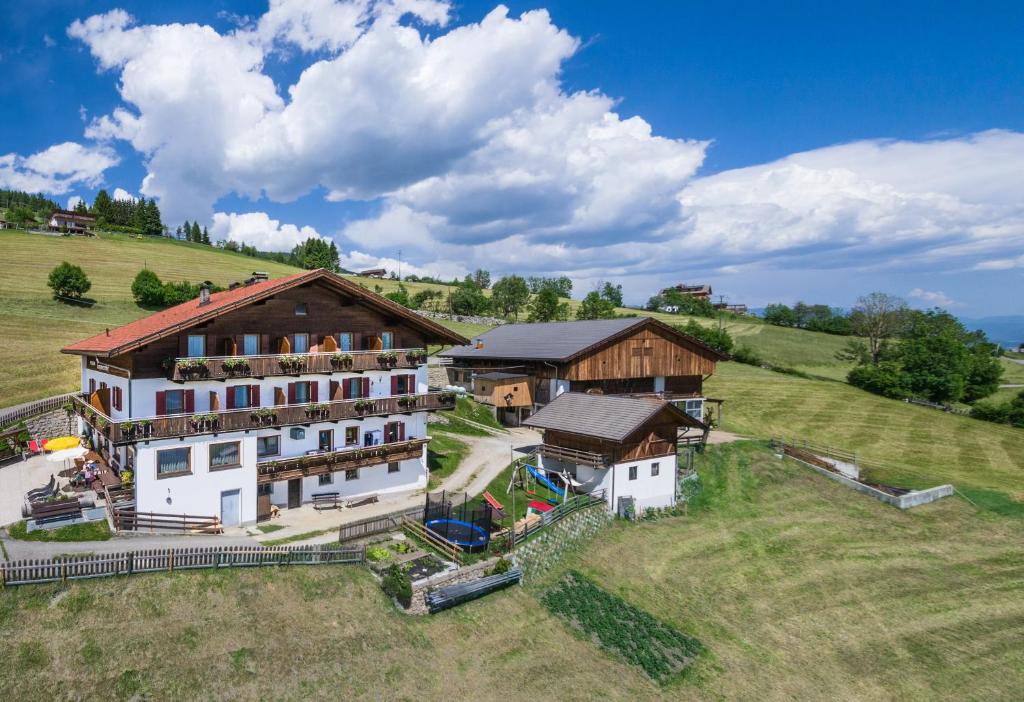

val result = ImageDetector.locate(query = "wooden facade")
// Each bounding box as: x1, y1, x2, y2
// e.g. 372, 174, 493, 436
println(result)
539, 408, 680, 465
473, 375, 534, 408
562, 325, 717, 381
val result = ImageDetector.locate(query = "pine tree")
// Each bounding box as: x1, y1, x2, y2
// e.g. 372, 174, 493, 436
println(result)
175, 225, 182, 238
191, 221, 202, 243
201, 226, 210, 245
143, 199, 162, 235
182, 220, 191, 241
92, 189, 113, 224
132, 196, 147, 231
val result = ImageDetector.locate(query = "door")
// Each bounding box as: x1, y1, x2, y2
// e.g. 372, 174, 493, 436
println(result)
220, 489, 241, 527
287, 479, 301, 508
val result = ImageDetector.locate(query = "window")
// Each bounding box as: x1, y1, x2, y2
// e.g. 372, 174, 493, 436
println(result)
318, 430, 333, 452
345, 469, 358, 481
337, 332, 353, 352
157, 447, 191, 478
318, 473, 334, 486
289, 427, 305, 440
209, 441, 241, 470
187, 335, 206, 357
164, 389, 185, 415
113, 386, 123, 411
294, 302, 308, 316
257, 483, 273, 497
257, 435, 280, 458
345, 377, 366, 399
89, 378, 96, 394
684, 398, 704, 421
388, 461, 400, 474
384, 421, 404, 443
231, 385, 251, 409
243, 334, 259, 355
381, 331, 393, 350
345, 427, 358, 446
293, 381, 310, 404
628, 465, 638, 481
395, 374, 413, 394
293, 333, 309, 353
651, 462, 660, 477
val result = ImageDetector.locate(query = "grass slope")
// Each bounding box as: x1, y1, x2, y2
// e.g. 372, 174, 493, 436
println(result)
706, 362, 1024, 503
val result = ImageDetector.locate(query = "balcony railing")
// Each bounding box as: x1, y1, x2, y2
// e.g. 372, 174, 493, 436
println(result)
256, 438, 428, 484
537, 444, 611, 467
73, 392, 456, 444
168, 348, 428, 382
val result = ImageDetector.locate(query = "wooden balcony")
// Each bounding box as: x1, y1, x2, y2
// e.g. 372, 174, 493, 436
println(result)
256, 438, 428, 484
537, 444, 611, 467
168, 348, 427, 382
73, 392, 456, 445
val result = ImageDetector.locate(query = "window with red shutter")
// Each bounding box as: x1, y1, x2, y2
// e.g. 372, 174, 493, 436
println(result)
226, 388, 235, 410
362, 377, 370, 398
391, 375, 399, 395
288, 382, 296, 405
310, 381, 319, 403
398, 422, 405, 442
184, 389, 195, 413
155, 391, 167, 416
250, 385, 260, 407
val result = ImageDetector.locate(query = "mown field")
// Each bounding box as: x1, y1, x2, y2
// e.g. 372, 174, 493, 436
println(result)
706, 362, 1024, 509
2, 443, 1021, 700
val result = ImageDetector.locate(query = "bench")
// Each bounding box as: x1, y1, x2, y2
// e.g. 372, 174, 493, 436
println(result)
345, 494, 379, 509
30, 499, 82, 525
312, 492, 341, 511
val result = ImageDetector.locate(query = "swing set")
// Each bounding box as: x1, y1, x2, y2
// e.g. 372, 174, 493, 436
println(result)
507, 460, 574, 506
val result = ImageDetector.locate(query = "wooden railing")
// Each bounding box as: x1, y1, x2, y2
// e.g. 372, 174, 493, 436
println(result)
73, 392, 456, 444
537, 443, 610, 467
401, 515, 464, 565
338, 506, 424, 543
1, 545, 365, 587
170, 348, 427, 382
0, 392, 77, 428
257, 438, 428, 483
114, 510, 224, 534
509, 490, 607, 548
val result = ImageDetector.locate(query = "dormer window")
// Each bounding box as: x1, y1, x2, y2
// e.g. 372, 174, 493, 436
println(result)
294, 303, 308, 316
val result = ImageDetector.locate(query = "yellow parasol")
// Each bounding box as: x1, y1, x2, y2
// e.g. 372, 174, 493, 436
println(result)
45, 436, 81, 451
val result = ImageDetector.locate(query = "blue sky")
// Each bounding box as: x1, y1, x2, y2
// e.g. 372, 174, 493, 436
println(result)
1, 1, 1022, 315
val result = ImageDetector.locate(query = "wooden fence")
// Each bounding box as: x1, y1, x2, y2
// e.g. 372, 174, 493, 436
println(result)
338, 506, 423, 543
401, 515, 464, 565
0, 393, 76, 429
1, 544, 366, 587
509, 491, 607, 548
113, 510, 224, 534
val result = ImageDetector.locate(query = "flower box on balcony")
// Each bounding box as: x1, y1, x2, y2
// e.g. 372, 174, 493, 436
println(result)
397, 395, 418, 408
330, 353, 354, 368
190, 413, 219, 431
278, 355, 305, 372
305, 402, 330, 420
377, 351, 399, 367
405, 349, 427, 364
222, 358, 251, 376
250, 408, 277, 426
354, 399, 372, 413
176, 358, 210, 378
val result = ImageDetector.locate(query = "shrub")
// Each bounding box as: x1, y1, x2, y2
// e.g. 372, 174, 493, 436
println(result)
366, 546, 392, 562
730, 346, 763, 366
847, 361, 909, 399
131, 268, 165, 306
382, 564, 413, 608
676, 320, 734, 355
488, 557, 512, 576
47, 261, 91, 299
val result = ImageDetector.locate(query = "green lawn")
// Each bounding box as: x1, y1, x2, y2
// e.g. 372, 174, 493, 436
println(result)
999, 357, 1024, 384
426, 432, 469, 489
706, 362, 1024, 505
6, 519, 112, 542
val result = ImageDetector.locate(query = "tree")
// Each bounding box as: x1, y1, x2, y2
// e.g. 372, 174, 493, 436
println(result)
131, 268, 165, 306
384, 284, 412, 308
491, 274, 530, 320
141, 198, 162, 235
8, 205, 36, 225
599, 281, 623, 307
91, 189, 113, 223
190, 221, 202, 243
291, 237, 340, 271
576, 291, 616, 320
175, 225, 182, 239
677, 320, 734, 354
47, 261, 91, 300
450, 285, 491, 316
411, 288, 442, 311
132, 196, 148, 231
182, 220, 191, 241
849, 292, 907, 364
73, 199, 89, 214
527, 287, 569, 322
764, 303, 798, 327
201, 226, 211, 245
470, 269, 491, 289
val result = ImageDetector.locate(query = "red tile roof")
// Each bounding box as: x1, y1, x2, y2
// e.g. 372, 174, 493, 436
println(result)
62, 268, 467, 356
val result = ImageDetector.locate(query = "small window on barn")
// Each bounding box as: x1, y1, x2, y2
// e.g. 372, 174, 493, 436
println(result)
388, 462, 400, 473
628, 465, 638, 480
294, 302, 308, 316
651, 462, 660, 477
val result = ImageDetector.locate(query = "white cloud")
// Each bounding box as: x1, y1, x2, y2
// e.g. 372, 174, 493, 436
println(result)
974, 255, 1024, 270
112, 187, 136, 201
908, 288, 957, 308
210, 211, 324, 251
0, 141, 118, 194
43, 33, 56, 48
339, 249, 466, 279
66, 196, 83, 209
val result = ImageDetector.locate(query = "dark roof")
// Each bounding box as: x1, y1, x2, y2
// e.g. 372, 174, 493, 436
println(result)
62, 268, 468, 357
524, 392, 703, 441
439, 317, 727, 362
475, 371, 529, 380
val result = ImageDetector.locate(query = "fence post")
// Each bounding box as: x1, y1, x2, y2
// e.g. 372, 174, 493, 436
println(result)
127, 552, 134, 576
169, 549, 174, 573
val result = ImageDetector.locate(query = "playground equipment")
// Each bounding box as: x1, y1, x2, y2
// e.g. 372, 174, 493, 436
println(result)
507, 462, 575, 505
423, 490, 492, 553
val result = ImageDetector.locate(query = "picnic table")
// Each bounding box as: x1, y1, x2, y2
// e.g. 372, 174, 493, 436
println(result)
85, 451, 122, 491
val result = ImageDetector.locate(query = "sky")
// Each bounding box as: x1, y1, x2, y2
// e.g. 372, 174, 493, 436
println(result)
1, 0, 1022, 315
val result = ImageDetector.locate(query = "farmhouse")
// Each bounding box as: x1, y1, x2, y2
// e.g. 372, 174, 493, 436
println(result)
61, 268, 467, 527
358, 268, 387, 278
440, 318, 726, 425
660, 283, 712, 301
525, 392, 703, 513
48, 209, 96, 235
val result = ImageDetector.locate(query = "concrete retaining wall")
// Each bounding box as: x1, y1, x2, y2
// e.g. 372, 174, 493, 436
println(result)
787, 455, 953, 509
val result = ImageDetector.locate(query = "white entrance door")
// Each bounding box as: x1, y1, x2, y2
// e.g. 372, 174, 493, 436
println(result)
220, 489, 241, 527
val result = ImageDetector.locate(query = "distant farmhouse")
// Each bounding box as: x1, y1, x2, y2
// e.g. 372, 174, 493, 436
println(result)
660, 283, 712, 301
440, 318, 726, 426
358, 268, 387, 278
714, 303, 748, 315
48, 209, 96, 235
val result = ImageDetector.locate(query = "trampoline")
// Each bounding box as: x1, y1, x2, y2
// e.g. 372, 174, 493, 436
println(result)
425, 518, 490, 552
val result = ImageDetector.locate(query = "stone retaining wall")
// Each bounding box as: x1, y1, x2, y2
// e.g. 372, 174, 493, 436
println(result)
406, 556, 501, 615
25, 408, 76, 442
512, 505, 612, 582
414, 310, 507, 327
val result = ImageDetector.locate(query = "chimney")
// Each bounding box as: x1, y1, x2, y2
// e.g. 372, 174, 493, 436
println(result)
252, 271, 269, 282
475, 339, 484, 349
198, 284, 211, 306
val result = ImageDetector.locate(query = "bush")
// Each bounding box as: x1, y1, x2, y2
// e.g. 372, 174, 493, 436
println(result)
730, 346, 763, 366
47, 261, 91, 299
366, 546, 392, 562
488, 557, 512, 576
131, 268, 165, 306
382, 564, 413, 608
847, 361, 909, 399
676, 320, 733, 355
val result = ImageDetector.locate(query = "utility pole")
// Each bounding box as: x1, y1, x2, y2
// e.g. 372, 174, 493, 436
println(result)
397, 248, 402, 281
717, 294, 726, 333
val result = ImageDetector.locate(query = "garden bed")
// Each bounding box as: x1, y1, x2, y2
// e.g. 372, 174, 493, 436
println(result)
405, 554, 454, 582
541, 571, 703, 684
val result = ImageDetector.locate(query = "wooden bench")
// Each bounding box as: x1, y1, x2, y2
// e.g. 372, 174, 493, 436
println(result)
312, 492, 341, 511
345, 494, 379, 509
30, 499, 82, 525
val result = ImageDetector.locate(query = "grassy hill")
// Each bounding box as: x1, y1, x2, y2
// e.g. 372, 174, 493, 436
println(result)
2, 442, 1021, 700
0, 230, 301, 406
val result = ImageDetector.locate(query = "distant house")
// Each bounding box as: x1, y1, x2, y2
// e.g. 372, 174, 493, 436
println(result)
358, 268, 387, 279
440, 317, 726, 425
714, 303, 748, 315
660, 283, 712, 301
525, 393, 704, 514
49, 209, 96, 235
